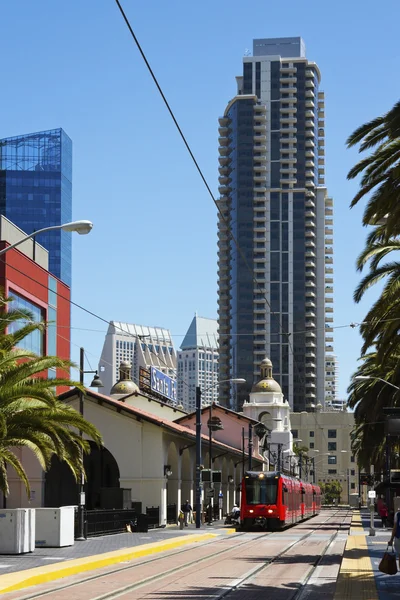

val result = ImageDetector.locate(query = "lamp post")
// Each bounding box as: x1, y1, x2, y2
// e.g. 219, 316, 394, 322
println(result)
194, 378, 245, 528
0, 220, 93, 256
354, 375, 400, 391
76, 347, 104, 541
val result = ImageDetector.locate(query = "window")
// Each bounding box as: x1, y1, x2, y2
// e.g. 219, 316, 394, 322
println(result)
328, 469, 337, 475
328, 442, 337, 452
328, 455, 337, 465
309, 442, 314, 449
351, 455, 355, 463
328, 430, 337, 438
351, 469, 355, 476
309, 431, 314, 438
8, 291, 45, 355
291, 429, 298, 439
351, 483, 355, 490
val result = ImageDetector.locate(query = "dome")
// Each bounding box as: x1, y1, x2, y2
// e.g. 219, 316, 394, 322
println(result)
251, 357, 282, 394
110, 361, 139, 397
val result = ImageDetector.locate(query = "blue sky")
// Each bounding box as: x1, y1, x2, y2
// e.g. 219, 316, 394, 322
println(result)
1, 0, 399, 396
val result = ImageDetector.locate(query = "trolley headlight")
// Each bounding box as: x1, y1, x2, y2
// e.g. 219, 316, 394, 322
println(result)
267, 509, 273, 514
249, 509, 254, 513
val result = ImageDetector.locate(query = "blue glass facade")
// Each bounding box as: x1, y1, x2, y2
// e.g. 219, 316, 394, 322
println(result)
227, 98, 256, 409
0, 129, 72, 286
8, 292, 45, 355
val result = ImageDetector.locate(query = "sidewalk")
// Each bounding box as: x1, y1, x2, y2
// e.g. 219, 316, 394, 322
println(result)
335, 509, 400, 600
0, 521, 233, 595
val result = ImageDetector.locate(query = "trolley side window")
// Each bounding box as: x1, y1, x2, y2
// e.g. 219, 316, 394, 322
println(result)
245, 479, 278, 505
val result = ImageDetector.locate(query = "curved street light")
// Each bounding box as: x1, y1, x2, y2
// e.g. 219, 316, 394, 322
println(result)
0, 220, 93, 256
354, 375, 400, 391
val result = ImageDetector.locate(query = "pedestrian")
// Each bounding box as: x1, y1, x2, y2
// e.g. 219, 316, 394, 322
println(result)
181, 500, 192, 527
380, 502, 389, 528
389, 507, 400, 558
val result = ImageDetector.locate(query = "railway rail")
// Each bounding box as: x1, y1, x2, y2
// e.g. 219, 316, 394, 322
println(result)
4, 508, 352, 600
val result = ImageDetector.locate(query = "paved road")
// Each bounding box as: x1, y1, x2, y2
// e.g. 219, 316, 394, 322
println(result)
2, 509, 351, 600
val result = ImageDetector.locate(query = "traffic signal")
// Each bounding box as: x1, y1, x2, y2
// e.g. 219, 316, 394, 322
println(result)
360, 474, 372, 486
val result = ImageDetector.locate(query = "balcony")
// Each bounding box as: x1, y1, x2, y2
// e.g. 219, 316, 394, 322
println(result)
326, 306, 333, 313
326, 345, 334, 352
254, 145, 267, 153
305, 230, 316, 238
218, 184, 231, 195
325, 208, 333, 216
326, 297, 334, 304
281, 146, 296, 154
305, 260, 316, 268
254, 124, 265, 133
218, 175, 230, 185
281, 114, 297, 124
280, 65, 297, 73
280, 75, 297, 84
218, 136, 230, 147
325, 247, 333, 255
305, 302, 316, 309
280, 105, 297, 114
325, 267, 333, 274
253, 174, 267, 183
219, 155, 231, 166
253, 186, 267, 194
325, 276, 333, 284
254, 134, 267, 144
254, 104, 267, 112
219, 146, 231, 156
306, 180, 315, 188
306, 79, 315, 88
325, 257, 333, 264
305, 201, 315, 209
254, 113, 267, 123
254, 153, 267, 163
305, 251, 316, 259
280, 86, 297, 94
254, 164, 267, 173
305, 151, 315, 159
326, 316, 333, 322
280, 166, 297, 174
318, 148, 325, 156
325, 218, 333, 226
218, 125, 231, 136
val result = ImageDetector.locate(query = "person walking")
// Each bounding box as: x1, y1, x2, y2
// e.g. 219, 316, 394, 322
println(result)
380, 502, 389, 528
389, 507, 400, 555
182, 500, 192, 527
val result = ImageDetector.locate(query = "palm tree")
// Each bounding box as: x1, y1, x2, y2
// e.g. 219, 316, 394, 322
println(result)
0, 295, 102, 498
347, 352, 400, 472
347, 99, 400, 239
353, 240, 400, 362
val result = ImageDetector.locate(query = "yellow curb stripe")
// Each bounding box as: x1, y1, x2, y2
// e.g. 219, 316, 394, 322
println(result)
334, 534, 378, 600
0, 533, 217, 594
225, 528, 236, 534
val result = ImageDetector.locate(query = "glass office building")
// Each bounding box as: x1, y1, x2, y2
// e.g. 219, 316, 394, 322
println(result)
0, 129, 72, 286
217, 38, 334, 412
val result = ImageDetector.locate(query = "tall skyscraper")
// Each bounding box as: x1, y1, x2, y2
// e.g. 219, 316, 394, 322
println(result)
177, 315, 219, 411
217, 37, 333, 412
0, 129, 73, 286
99, 321, 177, 395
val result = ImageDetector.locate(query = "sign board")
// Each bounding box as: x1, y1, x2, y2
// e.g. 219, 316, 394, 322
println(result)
212, 470, 222, 483
150, 367, 177, 403
201, 469, 211, 483
219, 496, 223, 509
390, 470, 400, 484
368, 490, 376, 499
206, 488, 214, 498
79, 492, 86, 505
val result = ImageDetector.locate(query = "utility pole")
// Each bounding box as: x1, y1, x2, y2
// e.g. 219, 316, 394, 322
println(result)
77, 348, 86, 541
277, 444, 282, 472
242, 427, 245, 478
195, 386, 202, 528
248, 423, 253, 471
299, 452, 303, 479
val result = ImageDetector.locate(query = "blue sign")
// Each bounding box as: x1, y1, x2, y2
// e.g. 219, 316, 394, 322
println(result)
150, 367, 177, 403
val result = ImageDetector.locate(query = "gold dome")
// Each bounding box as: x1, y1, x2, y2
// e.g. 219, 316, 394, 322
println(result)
251, 357, 282, 394
110, 361, 139, 396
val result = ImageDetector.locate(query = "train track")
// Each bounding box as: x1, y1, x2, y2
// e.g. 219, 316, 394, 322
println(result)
8, 509, 351, 600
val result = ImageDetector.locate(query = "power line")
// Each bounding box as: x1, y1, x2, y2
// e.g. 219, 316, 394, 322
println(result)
112, 0, 304, 400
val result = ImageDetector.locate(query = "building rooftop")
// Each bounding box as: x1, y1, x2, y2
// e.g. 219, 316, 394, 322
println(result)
253, 37, 306, 58
109, 321, 173, 344
180, 315, 218, 350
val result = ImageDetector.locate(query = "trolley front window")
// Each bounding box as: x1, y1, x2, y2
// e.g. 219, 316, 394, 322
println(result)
245, 478, 277, 505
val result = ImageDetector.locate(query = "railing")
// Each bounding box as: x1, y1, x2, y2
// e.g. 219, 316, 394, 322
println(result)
146, 506, 160, 529
75, 508, 139, 538
167, 503, 177, 524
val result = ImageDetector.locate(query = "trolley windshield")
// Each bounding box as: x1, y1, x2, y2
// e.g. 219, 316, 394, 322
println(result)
245, 478, 277, 505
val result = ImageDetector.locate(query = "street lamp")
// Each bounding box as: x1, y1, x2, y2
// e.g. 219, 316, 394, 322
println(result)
76, 347, 104, 541
0, 220, 93, 256
195, 378, 245, 529
354, 375, 400, 391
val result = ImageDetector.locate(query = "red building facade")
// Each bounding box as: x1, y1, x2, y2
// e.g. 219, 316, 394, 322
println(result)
0, 239, 71, 381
